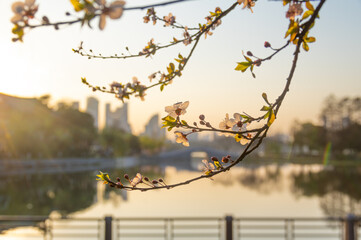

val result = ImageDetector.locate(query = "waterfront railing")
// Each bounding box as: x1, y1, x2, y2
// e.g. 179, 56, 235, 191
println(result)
0, 215, 359, 240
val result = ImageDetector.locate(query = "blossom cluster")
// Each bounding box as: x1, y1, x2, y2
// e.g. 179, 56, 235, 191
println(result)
10, 0, 127, 41
109, 77, 147, 101
11, 0, 38, 42
143, 8, 157, 25
199, 7, 223, 39
162, 101, 254, 148
237, 0, 255, 13
201, 155, 233, 176
219, 113, 251, 145
96, 171, 168, 189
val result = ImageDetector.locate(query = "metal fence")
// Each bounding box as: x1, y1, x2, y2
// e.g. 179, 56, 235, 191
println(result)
234, 217, 344, 240
0, 215, 359, 240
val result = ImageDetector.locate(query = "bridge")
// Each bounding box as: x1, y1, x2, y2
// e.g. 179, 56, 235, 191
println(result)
0, 148, 240, 176
140, 147, 240, 170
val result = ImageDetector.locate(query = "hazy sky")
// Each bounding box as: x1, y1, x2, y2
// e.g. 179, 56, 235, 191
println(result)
1, 0, 360, 135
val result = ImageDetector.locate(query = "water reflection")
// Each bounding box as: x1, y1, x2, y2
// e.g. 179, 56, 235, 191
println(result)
291, 165, 361, 216
0, 163, 360, 219
236, 165, 283, 194
0, 172, 96, 216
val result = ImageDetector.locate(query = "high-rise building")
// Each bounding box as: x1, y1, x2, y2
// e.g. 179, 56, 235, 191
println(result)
105, 102, 132, 133
86, 97, 99, 129
142, 114, 165, 139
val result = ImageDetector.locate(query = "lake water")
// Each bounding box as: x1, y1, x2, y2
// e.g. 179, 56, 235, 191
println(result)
1, 161, 361, 239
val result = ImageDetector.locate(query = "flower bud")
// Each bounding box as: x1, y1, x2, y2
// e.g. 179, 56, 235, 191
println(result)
124, 174, 129, 180
200, 121, 205, 125
158, 178, 164, 182
264, 41, 271, 48
205, 122, 211, 128
144, 177, 149, 182
226, 155, 231, 159
116, 177, 121, 182
247, 51, 253, 57
222, 157, 229, 163
254, 59, 261, 67
199, 114, 205, 121
211, 156, 219, 162
152, 180, 159, 184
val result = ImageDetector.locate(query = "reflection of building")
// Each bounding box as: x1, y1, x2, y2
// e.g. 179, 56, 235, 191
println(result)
105, 103, 132, 133
86, 97, 99, 129
142, 114, 165, 139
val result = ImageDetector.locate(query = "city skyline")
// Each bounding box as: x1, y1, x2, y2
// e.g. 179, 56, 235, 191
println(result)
83, 95, 165, 136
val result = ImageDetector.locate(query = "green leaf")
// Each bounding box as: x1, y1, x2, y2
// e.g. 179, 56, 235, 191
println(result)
214, 160, 223, 170
302, 10, 313, 20
96, 171, 110, 183
169, 63, 175, 71
302, 42, 309, 51
263, 111, 270, 119
235, 62, 251, 72
262, 93, 269, 104
267, 110, 276, 127
70, 0, 84, 12
306, 1, 314, 11
261, 105, 270, 111
285, 20, 299, 39
244, 55, 252, 63
306, 36, 316, 43
235, 134, 242, 142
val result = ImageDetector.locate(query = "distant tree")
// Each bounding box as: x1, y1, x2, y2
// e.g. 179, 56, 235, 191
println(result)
320, 95, 361, 155
292, 121, 327, 154
0, 97, 96, 159
99, 127, 129, 157
55, 103, 97, 157
139, 136, 165, 155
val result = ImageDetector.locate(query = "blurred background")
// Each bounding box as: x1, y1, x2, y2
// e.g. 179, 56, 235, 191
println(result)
0, 0, 361, 239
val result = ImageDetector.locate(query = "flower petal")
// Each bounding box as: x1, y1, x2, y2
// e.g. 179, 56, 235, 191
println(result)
95, 0, 106, 5
25, 0, 35, 7
99, 14, 106, 30
168, 112, 177, 118
165, 105, 176, 113
180, 101, 189, 110
233, 113, 242, 122
109, 1, 125, 19
11, 14, 23, 24
240, 137, 250, 145
12, 2, 25, 14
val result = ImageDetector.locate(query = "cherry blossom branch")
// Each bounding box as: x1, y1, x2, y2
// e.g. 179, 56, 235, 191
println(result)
73, 4, 234, 61
99, 0, 327, 192
24, 0, 197, 29
80, 2, 239, 101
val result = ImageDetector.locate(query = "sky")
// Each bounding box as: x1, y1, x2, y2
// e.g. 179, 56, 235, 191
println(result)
0, 0, 361, 136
